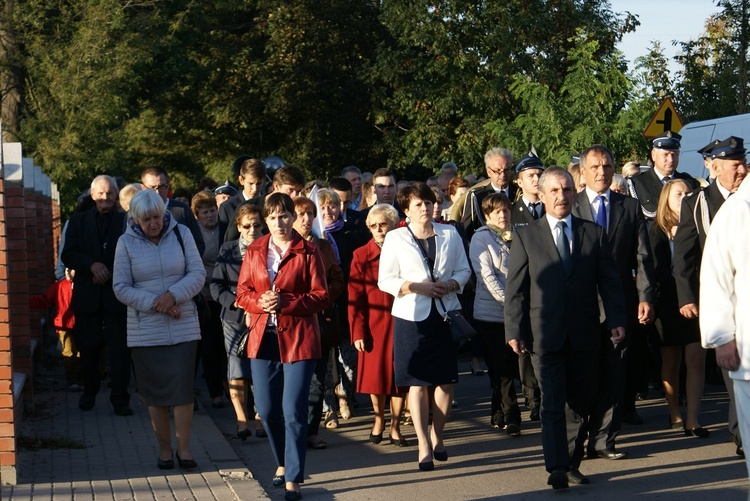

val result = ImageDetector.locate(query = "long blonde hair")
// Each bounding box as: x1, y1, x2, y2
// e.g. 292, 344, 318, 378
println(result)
655, 179, 690, 238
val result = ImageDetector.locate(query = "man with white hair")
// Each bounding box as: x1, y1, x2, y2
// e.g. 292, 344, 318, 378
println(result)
456, 147, 518, 239
61, 175, 132, 415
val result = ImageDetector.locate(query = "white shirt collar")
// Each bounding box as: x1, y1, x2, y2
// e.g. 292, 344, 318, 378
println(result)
716, 179, 733, 200
585, 187, 610, 205
522, 196, 540, 207
545, 213, 573, 233
490, 182, 508, 194
654, 168, 673, 183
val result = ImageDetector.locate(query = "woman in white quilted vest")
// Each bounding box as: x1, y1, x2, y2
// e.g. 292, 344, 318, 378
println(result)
113, 189, 205, 471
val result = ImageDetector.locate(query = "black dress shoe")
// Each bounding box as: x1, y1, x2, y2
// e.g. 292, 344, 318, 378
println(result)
737, 445, 745, 458
622, 411, 644, 425
284, 489, 302, 501
237, 428, 252, 441
685, 427, 710, 438
433, 448, 448, 461
567, 469, 589, 485
505, 423, 521, 436
368, 432, 383, 444
79, 394, 95, 411
157, 456, 174, 470
113, 406, 133, 416
272, 474, 285, 487
592, 448, 628, 460
547, 470, 568, 490
529, 406, 541, 422
490, 411, 504, 429
176, 453, 197, 469
390, 436, 409, 447
418, 460, 435, 471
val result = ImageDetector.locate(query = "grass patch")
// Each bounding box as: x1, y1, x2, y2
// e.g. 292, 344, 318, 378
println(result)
17, 435, 86, 450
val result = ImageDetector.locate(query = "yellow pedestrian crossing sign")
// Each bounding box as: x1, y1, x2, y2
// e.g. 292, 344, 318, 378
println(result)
643, 97, 684, 138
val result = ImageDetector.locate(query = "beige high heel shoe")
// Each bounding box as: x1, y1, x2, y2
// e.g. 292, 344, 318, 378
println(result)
335, 384, 352, 420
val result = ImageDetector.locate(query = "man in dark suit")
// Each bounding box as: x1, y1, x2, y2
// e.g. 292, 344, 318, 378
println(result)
506, 166, 626, 489
141, 167, 205, 256
510, 151, 546, 421
627, 131, 699, 221
674, 136, 748, 456
61, 175, 132, 415
572, 145, 656, 459
459, 147, 518, 239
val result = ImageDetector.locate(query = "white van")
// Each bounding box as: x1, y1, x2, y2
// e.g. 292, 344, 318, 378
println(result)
678, 112, 750, 180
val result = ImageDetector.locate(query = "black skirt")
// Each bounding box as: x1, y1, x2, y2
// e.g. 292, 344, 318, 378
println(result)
393, 302, 459, 387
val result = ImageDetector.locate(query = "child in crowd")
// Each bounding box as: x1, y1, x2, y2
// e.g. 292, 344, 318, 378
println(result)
29, 268, 81, 390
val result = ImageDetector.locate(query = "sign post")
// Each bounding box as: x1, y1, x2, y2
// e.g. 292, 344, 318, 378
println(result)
643, 97, 684, 138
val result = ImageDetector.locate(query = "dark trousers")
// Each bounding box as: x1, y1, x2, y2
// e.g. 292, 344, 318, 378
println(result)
252, 327, 316, 484
623, 321, 649, 415
308, 340, 333, 436
532, 343, 598, 472
198, 301, 227, 399
475, 320, 520, 425
75, 310, 130, 408
587, 324, 629, 452
519, 351, 541, 411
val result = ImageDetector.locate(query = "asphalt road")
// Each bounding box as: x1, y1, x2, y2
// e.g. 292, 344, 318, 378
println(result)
198, 355, 748, 500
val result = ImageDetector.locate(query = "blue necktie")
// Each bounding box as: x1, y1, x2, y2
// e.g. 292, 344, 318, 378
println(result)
555, 221, 571, 274
596, 195, 607, 231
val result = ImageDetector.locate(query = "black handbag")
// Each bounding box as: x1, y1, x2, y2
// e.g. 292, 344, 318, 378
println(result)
442, 304, 476, 343
405, 226, 476, 343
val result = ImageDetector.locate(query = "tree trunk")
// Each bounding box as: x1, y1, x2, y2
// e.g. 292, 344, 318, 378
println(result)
0, 0, 23, 142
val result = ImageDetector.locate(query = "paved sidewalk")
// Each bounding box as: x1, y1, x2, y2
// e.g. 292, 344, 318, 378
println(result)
3, 368, 267, 501
4, 356, 750, 500
203, 358, 750, 500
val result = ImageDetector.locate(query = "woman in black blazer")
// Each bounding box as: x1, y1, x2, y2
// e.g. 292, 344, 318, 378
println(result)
650, 179, 707, 437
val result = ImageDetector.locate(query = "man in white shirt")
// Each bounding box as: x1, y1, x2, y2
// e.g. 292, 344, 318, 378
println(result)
572, 144, 655, 459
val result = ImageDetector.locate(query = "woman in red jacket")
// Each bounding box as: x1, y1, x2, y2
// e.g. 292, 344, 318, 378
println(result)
349, 204, 408, 447
235, 193, 329, 501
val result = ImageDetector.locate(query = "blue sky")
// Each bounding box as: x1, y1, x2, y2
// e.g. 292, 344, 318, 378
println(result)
610, 0, 721, 74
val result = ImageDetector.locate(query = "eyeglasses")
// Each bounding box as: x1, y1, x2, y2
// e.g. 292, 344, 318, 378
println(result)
368, 222, 390, 230
487, 166, 511, 176
241, 224, 259, 230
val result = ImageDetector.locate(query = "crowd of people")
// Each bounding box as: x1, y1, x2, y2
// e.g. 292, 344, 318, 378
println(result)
38, 130, 750, 497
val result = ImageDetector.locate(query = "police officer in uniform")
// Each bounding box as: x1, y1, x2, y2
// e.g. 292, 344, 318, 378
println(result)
627, 131, 699, 221
674, 136, 748, 457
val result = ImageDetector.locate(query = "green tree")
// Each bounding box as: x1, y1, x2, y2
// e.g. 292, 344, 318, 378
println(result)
370, 0, 637, 177
674, 1, 750, 121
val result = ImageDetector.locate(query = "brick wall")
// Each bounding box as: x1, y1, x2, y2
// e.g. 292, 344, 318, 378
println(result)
0, 147, 56, 485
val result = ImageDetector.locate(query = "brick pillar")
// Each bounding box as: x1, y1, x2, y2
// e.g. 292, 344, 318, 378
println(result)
0, 142, 20, 485
6, 184, 31, 405
22, 161, 42, 378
